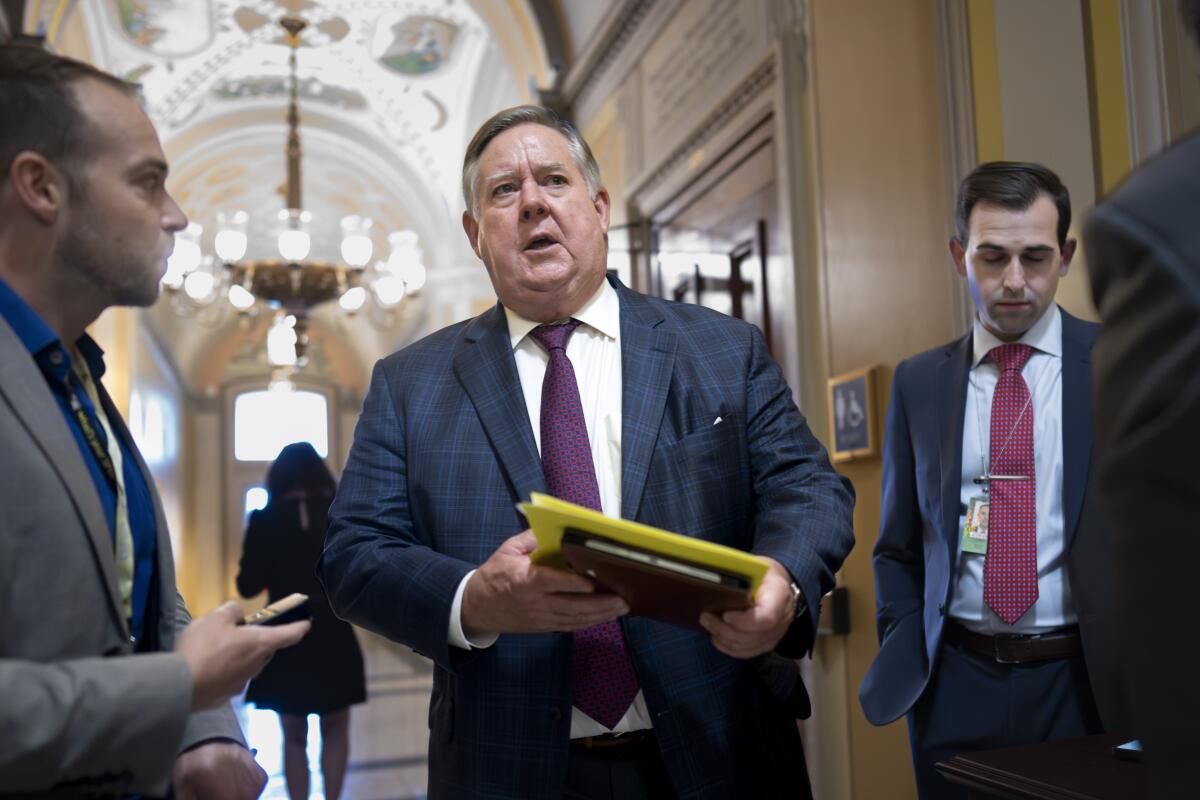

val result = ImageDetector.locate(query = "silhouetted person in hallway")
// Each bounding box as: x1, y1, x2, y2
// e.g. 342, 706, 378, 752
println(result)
1085, 2, 1200, 796
238, 442, 366, 800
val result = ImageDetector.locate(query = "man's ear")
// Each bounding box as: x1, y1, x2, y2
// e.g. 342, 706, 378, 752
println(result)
1059, 237, 1077, 275
8, 152, 66, 225
461, 211, 481, 260
948, 237, 968, 277
593, 186, 611, 234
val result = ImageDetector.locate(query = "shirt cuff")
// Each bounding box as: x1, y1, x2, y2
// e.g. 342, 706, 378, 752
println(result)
448, 569, 499, 650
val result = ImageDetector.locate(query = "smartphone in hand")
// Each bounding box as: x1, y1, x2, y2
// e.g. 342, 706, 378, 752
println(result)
242, 593, 311, 626
1111, 739, 1143, 762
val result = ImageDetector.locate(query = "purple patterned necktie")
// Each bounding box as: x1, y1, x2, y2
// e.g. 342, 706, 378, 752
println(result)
983, 343, 1038, 625
530, 320, 639, 729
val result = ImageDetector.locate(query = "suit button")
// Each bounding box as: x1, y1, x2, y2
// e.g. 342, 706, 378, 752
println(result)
938, 603, 946, 616
549, 706, 562, 721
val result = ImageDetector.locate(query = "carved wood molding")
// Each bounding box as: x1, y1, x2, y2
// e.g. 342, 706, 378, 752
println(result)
630, 56, 776, 206
936, 0, 977, 333
561, 0, 660, 111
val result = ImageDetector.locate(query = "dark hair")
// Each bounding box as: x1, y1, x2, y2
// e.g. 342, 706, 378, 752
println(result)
266, 442, 336, 499
1182, 0, 1200, 46
0, 44, 136, 190
461, 105, 601, 216
954, 161, 1071, 249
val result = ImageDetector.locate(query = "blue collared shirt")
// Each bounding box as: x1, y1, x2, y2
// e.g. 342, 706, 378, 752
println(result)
0, 278, 157, 644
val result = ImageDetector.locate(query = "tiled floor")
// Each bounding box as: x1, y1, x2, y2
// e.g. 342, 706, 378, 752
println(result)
239, 628, 433, 800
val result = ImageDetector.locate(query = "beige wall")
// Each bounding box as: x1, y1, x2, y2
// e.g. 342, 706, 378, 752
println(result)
969, 0, 1131, 322
805, 1, 1151, 796
129, 323, 188, 573
994, 0, 1098, 320
185, 406, 225, 613
806, 2, 962, 797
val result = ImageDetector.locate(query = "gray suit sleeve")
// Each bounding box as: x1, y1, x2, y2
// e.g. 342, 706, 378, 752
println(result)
169, 590, 248, 753
0, 590, 249, 794
0, 653, 193, 795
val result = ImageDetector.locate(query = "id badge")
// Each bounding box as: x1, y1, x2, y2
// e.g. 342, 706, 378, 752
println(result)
960, 496, 989, 555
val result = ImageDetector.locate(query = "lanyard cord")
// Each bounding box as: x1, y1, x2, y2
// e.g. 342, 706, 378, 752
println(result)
972, 363, 1034, 490
64, 350, 135, 624
63, 376, 119, 490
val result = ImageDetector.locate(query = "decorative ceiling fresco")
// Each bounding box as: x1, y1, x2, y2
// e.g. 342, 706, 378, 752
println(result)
65, 0, 546, 394
85, 0, 494, 231
110, 0, 218, 57
375, 12, 457, 75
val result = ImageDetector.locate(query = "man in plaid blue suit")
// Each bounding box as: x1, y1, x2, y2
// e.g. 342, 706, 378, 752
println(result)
320, 106, 855, 799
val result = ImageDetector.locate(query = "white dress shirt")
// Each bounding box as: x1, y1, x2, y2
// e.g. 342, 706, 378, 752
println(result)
949, 305, 1075, 634
447, 278, 653, 736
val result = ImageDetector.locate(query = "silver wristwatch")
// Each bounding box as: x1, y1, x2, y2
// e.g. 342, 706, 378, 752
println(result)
789, 581, 807, 620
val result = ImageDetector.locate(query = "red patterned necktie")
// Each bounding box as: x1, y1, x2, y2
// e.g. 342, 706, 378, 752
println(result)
983, 343, 1038, 625
530, 320, 639, 729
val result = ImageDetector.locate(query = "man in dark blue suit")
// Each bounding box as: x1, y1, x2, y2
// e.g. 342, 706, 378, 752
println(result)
859, 163, 1123, 799
320, 105, 855, 799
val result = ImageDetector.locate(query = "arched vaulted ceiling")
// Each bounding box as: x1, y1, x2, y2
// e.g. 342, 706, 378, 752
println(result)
27, 0, 574, 396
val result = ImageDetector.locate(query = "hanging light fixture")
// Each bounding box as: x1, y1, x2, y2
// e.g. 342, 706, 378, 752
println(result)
161, 16, 427, 363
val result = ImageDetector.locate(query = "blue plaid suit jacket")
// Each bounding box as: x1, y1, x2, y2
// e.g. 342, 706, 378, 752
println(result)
321, 277, 855, 799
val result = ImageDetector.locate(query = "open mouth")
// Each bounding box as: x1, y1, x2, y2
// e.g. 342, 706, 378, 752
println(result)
524, 235, 559, 251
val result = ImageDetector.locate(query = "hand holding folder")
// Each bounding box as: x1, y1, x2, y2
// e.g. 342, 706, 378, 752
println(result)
519, 493, 769, 630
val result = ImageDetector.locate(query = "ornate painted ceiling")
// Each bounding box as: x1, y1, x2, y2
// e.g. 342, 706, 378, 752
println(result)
32, 0, 575, 394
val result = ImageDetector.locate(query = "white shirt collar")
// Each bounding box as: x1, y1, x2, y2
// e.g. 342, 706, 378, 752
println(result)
972, 303, 1062, 368
504, 277, 620, 351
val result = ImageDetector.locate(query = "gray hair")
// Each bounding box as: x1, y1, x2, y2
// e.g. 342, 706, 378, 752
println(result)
461, 105, 602, 217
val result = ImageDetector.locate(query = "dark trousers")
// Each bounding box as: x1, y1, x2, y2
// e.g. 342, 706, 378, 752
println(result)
562, 734, 677, 800
907, 641, 1104, 800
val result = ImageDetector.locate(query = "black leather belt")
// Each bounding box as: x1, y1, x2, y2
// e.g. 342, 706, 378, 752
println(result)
571, 729, 654, 749
944, 619, 1083, 664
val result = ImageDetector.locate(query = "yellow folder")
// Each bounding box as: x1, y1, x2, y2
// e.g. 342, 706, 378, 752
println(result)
518, 492, 770, 596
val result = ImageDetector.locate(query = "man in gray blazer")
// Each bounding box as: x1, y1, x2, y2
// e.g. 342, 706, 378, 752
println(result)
1085, 3, 1200, 796
0, 45, 309, 797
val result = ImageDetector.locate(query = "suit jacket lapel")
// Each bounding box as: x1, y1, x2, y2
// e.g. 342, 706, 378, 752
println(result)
1060, 310, 1092, 551
937, 333, 972, 559
0, 317, 125, 628
615, 282, 676, 521
453, 304, 546, 505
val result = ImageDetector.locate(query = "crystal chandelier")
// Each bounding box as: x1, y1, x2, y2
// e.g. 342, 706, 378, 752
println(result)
160, 16, 426, 366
